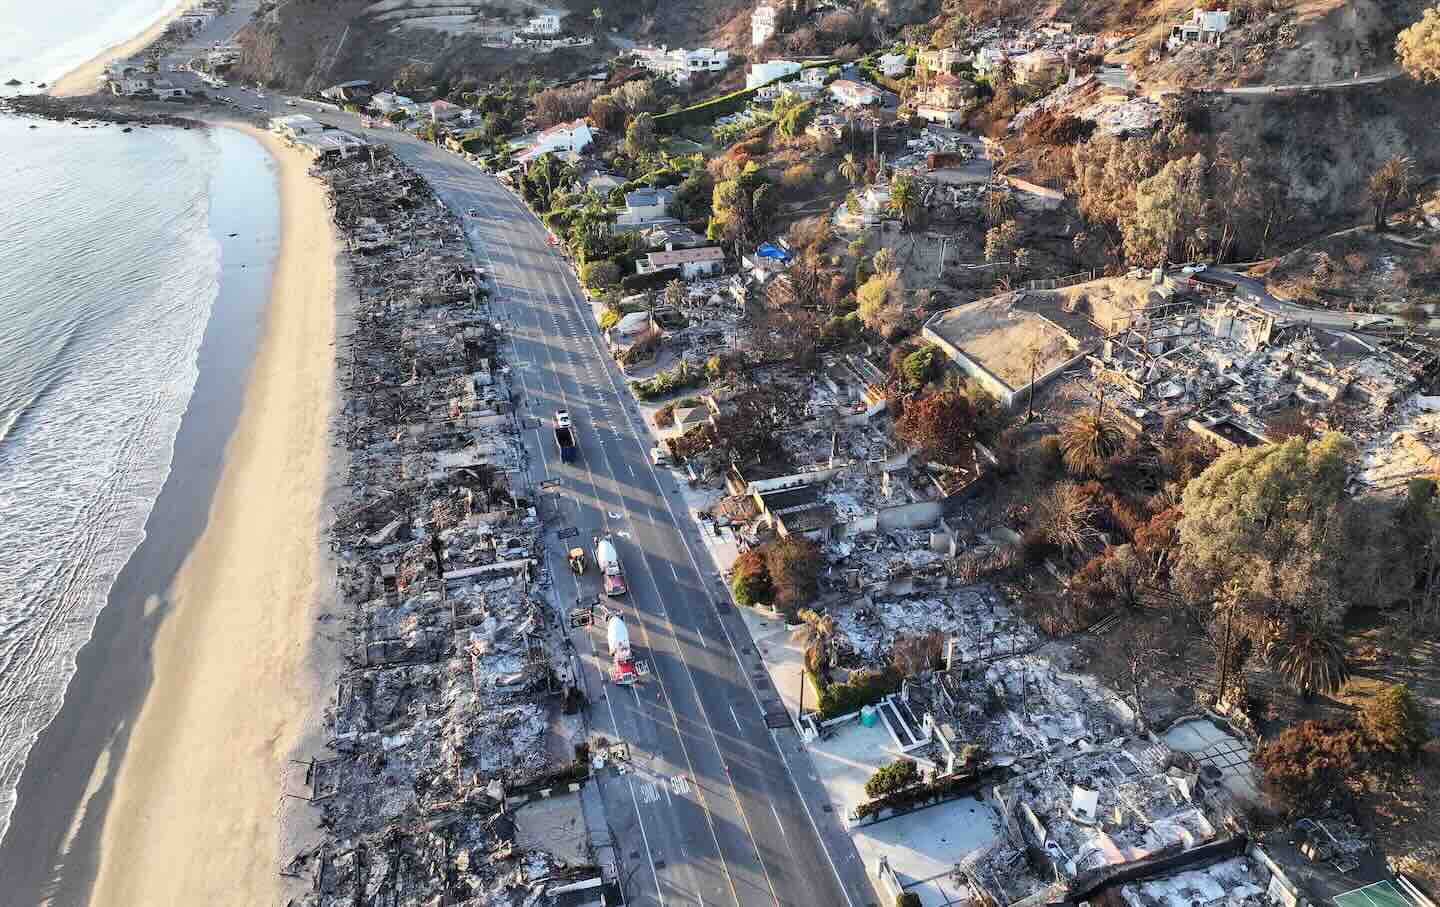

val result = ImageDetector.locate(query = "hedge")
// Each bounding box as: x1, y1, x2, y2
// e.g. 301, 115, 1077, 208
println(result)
653, 60, 836, 132
621, 268, 679, 292
816, 668, 901, 720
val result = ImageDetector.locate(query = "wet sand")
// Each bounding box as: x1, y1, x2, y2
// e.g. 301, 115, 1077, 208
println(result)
0, 124, 340, 906
87, 124, 338, 905
50, 2, 197, 98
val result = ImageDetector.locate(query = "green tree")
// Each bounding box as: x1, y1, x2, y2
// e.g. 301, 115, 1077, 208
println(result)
766, 537, 821, 614
580, 259, 620, 290
708, 165, 776, 255
1059, 412, 1125, 477
865, 759, 920, 799
1124, 153, 1211, 265
1274, 622, 1350, 696
856, 270, 907, 337
888, 173, 921, 228
731, 549, 773, 606
900, 345, 940, 388
1361, 684, 1431, 755
839, 152, 862, 185
1175, 433, 1363, 636
792, 607, 837, 674
625, 112, 658, 156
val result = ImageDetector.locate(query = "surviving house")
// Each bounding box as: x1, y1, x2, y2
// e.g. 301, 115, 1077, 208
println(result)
636, 46, 730, 82
430, 99, 462, 123
321, 80, 374, 103
752, 2, 781, 46
829, 79, 883, 107
270, 114, 325, 139
1167, 6, 1231, 48
877, 52, 908, 78
526, 13, 562, 34
915, 72, 977, 126
746, 59, 803, 89
636, 246, 726, 280
514, 118, 594, 163
919, 45, 968, 75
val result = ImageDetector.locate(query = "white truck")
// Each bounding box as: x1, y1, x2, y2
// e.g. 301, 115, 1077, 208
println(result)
607, 614, 638, 685
595, 534, 627, 596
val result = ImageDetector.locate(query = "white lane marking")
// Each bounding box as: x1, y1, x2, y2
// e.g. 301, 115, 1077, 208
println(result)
729, 704, 741, 730
670, 563, 681, 582
627, 777, 668, 906
771, 803, 788, 837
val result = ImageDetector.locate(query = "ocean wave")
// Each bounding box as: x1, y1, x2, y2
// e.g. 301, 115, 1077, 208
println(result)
0, 122, 223, 846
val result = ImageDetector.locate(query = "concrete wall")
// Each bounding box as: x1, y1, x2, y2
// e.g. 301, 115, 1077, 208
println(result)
744, 465, 847, 495
877, 500, 943, 530
922, 321, 1019, 408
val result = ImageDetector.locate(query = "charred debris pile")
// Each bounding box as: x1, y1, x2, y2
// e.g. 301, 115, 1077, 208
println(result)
286, 147, 600, 906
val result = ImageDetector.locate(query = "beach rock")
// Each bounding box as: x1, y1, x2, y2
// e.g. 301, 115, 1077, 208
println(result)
4, 79, 20, 86
122, 127, 133, 133
28, 124, 37, 129
36, 83, 46, 88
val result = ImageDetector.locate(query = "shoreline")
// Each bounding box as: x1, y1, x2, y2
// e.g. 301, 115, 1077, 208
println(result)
49, 0, 197, 98
86, 123, 341, 905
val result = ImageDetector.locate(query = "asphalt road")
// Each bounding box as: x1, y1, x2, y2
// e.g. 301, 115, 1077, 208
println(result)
364, 132, 879, 907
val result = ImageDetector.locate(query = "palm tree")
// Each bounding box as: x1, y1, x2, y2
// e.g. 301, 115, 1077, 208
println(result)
889, 176, 920, 229
1059, 412, 1125, 477
1369, 154, 1414, 232
1275, 623, 1350, 697
591, 6, 603, 34
839, 152, 862, 186
792, 608, 837, 677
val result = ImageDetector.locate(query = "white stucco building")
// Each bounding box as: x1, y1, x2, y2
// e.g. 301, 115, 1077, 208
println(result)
527, 13, 562, 34
635, 46, 730, 82
514, 118, 594, 162
746, 59, 802, 89
752, 2, 780, 47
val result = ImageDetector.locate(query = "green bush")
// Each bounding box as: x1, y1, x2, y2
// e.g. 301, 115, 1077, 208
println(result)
598, 308, 621, 331
731, 549, 773, 606
866, 759, 920, 799
582, 260, 621, 291
817, 668, 901, 720
652, 61, 835, 131
1361, 684, 1431, 755
622, 269, 678, 293
901, 345, 940, 388
898, 893, 922, 907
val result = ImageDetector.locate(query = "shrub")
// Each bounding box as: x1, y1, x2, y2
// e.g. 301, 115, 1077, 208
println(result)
898, 894, 922, 907
1255, 720, 1364, 809
598, 308, 621, 331
1360, 684, 1431, 755
767, 536, 821, 612
817, 668, 901, 720
654, 403, 677, 427
582, 260, 621, 291
622, 269, 678, 293
900, 344, 940, 388
866, 759, 921, 799
781, 163, 817, 193
731, 549, 773, 607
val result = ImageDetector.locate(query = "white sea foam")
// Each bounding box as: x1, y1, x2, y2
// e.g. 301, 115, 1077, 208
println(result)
0, 120, 221, 844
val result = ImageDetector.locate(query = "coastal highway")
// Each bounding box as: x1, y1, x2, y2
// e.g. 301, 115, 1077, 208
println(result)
366, 130, 879, 906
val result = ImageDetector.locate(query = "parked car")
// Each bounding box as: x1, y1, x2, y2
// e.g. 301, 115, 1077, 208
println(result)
650, 446, 668, 467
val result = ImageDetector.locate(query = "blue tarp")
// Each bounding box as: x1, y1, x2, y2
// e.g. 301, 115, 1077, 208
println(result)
755, 243, 791, 262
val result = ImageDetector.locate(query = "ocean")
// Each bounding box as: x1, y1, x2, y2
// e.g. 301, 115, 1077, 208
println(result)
0, 5, 281, 863
0, 0, 184, 89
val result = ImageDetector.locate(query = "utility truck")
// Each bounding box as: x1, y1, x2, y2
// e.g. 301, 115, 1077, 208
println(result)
607, 614, 638, 685
594, 534, 627, 596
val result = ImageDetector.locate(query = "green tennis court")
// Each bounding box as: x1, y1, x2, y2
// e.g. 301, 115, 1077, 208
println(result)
1333, 880, 1414, 907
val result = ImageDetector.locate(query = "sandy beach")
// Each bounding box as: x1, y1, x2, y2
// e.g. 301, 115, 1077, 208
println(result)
87, 124, 339, 906
49, 1, 196, 97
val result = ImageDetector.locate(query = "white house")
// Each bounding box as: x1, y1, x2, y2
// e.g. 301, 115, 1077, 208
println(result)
877, 53, 908, 78
635, 46, 730, 82
371, 91, 420, 117
527, 13, 562, 34
269, 113, 325, 139
514, 118, 594, 162
636, 246, 727, 280
752, 2, 780, 47
622, 188, 674, 221
113, 76, 186, 98
1168, 7, 1231, 48
828, 79, 882, 107
430, 99, 462, 122
746, 59, 802, 89
973, 45, 1011, 76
